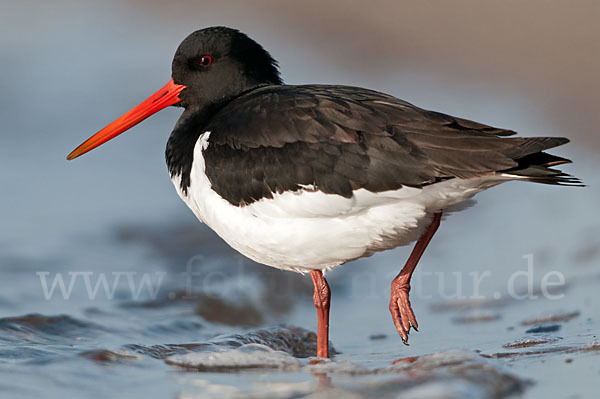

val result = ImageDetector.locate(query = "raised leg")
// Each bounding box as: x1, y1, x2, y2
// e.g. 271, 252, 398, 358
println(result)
390, 212, 442, 344
310, 270, 331, 358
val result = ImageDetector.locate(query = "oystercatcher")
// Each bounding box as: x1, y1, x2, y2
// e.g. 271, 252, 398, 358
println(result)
68, 27, 582, 358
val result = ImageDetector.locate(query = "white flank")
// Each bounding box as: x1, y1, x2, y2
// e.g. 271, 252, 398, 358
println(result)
171, 132, 510, 272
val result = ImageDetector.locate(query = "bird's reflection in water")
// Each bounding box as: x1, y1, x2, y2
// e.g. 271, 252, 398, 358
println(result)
312, 371, 332, 390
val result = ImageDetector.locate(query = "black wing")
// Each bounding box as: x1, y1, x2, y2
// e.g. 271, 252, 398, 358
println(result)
202, 85, 578, 205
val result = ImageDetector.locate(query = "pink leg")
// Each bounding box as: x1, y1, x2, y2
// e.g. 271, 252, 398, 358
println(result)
310, 270, 330, 358
390, 212, 442, 344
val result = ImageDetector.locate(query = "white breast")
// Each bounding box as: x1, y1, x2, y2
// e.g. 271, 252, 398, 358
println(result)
171, 133, 508, 272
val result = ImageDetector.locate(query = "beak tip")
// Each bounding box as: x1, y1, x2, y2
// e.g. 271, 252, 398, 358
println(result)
67, 79, 185, 161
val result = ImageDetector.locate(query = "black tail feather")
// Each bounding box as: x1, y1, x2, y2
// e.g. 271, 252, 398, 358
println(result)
502, 145, 584, 187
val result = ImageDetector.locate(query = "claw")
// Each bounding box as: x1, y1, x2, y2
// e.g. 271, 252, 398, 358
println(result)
409, 313, 419, 331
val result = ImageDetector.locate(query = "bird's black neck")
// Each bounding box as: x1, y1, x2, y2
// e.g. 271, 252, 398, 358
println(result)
166, 104, 216, 195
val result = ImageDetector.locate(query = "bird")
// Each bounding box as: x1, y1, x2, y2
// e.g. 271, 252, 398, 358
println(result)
67, 26, 582, 358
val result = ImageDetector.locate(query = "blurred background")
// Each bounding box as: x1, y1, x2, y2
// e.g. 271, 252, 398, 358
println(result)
0, 1, 598, 398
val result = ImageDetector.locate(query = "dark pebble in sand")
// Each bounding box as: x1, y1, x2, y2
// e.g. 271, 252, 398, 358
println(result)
486, 341, 600, 359
521, 311, 580, 326
79, 350, 139, 362
525, 323, 561, 333
503, 337, 557, 348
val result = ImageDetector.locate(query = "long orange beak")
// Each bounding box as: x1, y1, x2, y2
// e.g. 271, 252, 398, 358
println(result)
67, 79, 186, 160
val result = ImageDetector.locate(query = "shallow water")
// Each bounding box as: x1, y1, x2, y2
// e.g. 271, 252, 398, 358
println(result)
1, 2, 599, 398
1, 178, 598, 399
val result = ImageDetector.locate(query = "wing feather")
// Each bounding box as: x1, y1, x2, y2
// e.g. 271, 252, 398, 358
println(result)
201, 84, 575, 205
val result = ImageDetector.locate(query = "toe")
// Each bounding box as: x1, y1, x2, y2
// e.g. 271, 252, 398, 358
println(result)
408, 311, 419, 331
397, 298, 411, 333
390, 302, 408, 343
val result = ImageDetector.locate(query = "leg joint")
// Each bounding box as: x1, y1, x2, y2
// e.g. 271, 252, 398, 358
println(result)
310, 270, 330, 310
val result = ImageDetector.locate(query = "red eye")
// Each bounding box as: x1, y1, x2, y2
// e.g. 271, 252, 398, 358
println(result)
200, 55, 213, 66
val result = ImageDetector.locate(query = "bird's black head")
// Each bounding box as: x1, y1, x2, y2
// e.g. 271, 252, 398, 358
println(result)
172, 27, 282, 109
67, 27, 280, 161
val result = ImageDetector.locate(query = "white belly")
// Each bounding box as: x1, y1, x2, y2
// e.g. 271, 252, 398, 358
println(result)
171, 133, 506, 272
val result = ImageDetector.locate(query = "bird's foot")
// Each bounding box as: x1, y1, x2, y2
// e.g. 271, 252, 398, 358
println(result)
389, 277, 418, 345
